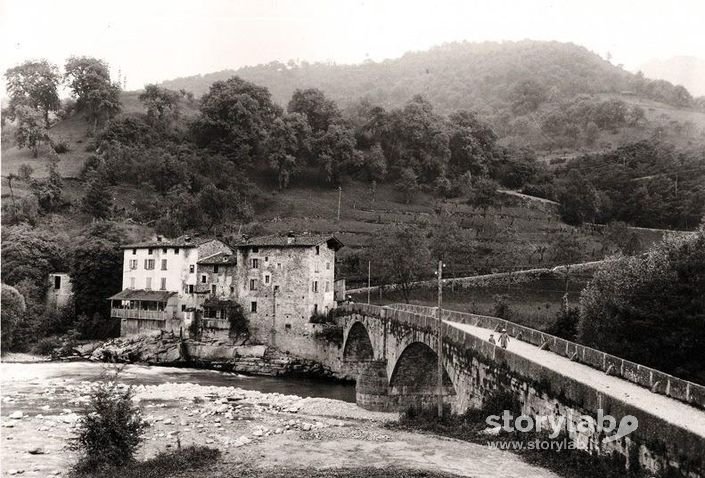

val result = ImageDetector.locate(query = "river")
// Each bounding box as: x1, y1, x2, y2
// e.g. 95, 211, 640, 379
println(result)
1, 361, 355, 415
0, 360, 558, 478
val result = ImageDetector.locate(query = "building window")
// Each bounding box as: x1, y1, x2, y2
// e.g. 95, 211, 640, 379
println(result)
160, 278, 167, 290
130, 277, 136, 289
325, 281, 330, 292
162, 248, 167, 253
132, 248, 137, 255
129, 259, 138, 270
211, 284, 217, 295
251, 301, 257, 312
315, 246, 320, 255
161, 259, 167, 270
326, 262, 330, 270
252, 258, 259, 269
174, 248, 180, 254
148, 248, 153, 255
252, 247, 259, 253
313, 304, 318, 315
144, 259, 155, 270
181, 305, 186, 312
146, 277, 152, 290
188, 284, 194, 294
277, 263, 282, 269
230, 286, 235, 294
265, 274, 270, 284
214, 265, 219, 273
189, 264, 195, 273
201, 275, 207, 283
312, 281, 318, 293
249, 279, 257, 290
285, 324, 291, 330
264, 256, 269, 262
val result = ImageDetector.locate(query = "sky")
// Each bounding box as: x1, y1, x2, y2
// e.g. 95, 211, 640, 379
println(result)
1, 0, 704, 94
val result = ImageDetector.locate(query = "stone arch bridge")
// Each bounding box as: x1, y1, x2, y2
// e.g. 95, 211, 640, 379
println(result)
337, 303, 705, 477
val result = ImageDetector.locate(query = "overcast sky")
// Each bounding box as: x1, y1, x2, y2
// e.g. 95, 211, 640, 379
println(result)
1, 0, 704, 93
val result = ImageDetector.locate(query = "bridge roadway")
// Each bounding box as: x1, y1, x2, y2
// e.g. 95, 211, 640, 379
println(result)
446, 320, 705, 440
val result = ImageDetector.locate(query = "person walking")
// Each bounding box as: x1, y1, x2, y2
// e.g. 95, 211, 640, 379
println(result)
498, 329, 510, 349
488, 334, 496, 345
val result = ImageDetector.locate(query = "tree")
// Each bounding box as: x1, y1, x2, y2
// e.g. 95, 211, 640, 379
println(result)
64, 56, 122, 133
395, 167, 419, 204
447, 110, 497, 177
14, 105, 47, 157
369, 225, 432, 303
556, 170, 598, 225
510, 80, 547, 114
197, 184, 254, 232
1, 284, 26, 350
362, 144, 388, 183
287, 88, 341, 133
265, 113, 312, 189
1, 224, 67, 302
193, 76, 280, 164
83, 174, 113, 219
138, 84, 181, 126
313, 123, 356, 184
30, 152, 63, 212
578, 231, 705, 383
69, 223, 124, 319
4, 60, 61, 127
468, 176, 498, 214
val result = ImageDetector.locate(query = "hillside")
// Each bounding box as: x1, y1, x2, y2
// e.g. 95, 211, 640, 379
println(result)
641, 56, 705, 97
159, 40, 705, 152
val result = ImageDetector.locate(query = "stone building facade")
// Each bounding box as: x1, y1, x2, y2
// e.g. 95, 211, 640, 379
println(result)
46, 273, 73, 310
234, 234, 342, 343
109, 233, 343, 342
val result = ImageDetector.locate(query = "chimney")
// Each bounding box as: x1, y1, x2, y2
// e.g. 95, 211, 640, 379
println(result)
287, 231, 295, 245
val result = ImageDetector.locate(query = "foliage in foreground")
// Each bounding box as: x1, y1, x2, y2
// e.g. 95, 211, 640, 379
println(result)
578, 229, 705, 384
70, 378, 148, 472
69, 446, 219, 478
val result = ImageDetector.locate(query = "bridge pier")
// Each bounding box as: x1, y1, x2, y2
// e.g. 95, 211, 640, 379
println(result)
355, 360, 391, 411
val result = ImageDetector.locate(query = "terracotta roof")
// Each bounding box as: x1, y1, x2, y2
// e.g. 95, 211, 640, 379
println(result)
107, 289, 177, 302
198, 252, 237, 266
121, 235, 218, 249
237, 234, 343, 250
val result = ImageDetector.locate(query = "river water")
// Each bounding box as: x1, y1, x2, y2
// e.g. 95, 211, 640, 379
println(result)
1, 361, 355, 414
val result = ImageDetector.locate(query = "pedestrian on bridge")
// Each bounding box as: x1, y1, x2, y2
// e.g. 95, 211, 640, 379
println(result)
499, 329, 510, 349
488, 334, 496, 345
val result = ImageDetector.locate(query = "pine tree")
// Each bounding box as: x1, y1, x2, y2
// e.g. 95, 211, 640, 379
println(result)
83, 174, 112, 219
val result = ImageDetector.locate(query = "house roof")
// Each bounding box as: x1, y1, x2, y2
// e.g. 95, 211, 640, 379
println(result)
237, 234, 343, 251
121, 235, 218, 249
197, 252, 238, 266
107, 289, 177, 302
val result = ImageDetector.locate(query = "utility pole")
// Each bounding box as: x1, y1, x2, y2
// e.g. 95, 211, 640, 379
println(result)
337, 186, 342, 222
436, 260, 444, 418
367, 260, 371, 304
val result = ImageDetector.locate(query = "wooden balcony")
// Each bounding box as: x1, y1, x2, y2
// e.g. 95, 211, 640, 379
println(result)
110, 308, 169, 321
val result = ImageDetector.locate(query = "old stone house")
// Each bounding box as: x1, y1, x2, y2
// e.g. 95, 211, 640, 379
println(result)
109, 233, 343, 341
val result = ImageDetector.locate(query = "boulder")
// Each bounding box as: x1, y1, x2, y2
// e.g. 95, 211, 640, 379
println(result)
9, 411, 23, 419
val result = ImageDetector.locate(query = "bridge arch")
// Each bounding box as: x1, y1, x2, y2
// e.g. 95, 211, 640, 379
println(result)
388, 341, 456, 410
343, 321, 375, 362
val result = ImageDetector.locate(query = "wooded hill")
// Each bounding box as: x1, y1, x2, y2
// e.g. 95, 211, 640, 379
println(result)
161, 40, 705, 153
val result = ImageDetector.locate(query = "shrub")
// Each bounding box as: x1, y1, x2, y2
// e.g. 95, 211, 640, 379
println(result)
313, 324, 343, 346
70, 377, 148, 472
32, 336, 62, 356
226, 303, 249, 336
76, 313, 120, 340
309, 312, 331, 324
52, 138, 71, 154
492, 294, 513, 320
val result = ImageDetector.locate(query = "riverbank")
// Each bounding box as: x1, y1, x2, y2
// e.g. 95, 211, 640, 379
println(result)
1, 362, 559, 478
13, 332, 352, 381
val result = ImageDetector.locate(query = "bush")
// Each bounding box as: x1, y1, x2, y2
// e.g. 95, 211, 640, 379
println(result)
313, 324, 344, 346
32, 336, 62, 356
76, 313, 120, 340
52, 138, 71, 154
492, 294, 513, 320
309, 312, 331, 324
70, 377, 148, 472
226, 303, 249, 336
